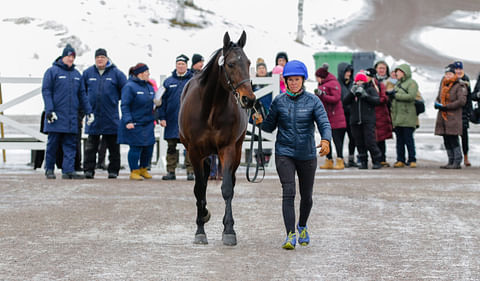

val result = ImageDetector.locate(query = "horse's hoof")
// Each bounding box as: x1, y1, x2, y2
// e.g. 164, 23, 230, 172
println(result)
222, 233, 237, 246
194, 234, 208, 244
202, 209, 211, 223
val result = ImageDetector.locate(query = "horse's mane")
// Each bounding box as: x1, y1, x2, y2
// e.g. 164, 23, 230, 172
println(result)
198, 48, 222, 86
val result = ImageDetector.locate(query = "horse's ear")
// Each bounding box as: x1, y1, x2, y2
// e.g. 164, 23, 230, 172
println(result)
223, 32, 231, 50
237, 31, 247, 48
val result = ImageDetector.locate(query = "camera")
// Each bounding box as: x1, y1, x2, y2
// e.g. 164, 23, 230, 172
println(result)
354, 85, 365, 97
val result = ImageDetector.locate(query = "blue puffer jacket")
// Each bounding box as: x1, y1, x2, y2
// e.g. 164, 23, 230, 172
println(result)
82, 61, 127, 135
262, 91, 332, 160
157, 69, 193, 139
117, 76, 155, 146
42, 58, 92, 133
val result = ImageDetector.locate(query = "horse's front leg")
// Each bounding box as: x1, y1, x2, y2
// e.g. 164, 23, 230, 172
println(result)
219, 143, 242, 246
189, 150, 210, 244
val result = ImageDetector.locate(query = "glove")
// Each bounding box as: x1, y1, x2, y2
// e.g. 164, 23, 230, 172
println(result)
386, 89, 396, 97
253, 112, 263, 125
86, 113, 95, 126
46, 112, 58, 124
434, 102, 447, 111
355, 87, 367, 98
317, 139, 330, 157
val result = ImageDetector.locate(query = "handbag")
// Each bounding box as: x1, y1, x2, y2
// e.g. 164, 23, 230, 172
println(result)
470, 102, 480, 124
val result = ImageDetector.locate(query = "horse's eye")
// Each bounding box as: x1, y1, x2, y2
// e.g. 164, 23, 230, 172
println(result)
228, 63, 235, 68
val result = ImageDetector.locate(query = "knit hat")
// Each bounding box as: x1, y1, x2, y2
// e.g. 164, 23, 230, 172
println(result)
365, 68, 377, 78
95, 48, 107, 58
176, 54, 189, 63
275, 52, 288, 65
256, 57, 267, 69
315, 67, 328, 79
445, 64, 456, 74
62, 44, 76, 58
272, 65, 283, 75
453, 61, 463, 69
191, 53, 204, 67
354, 71, 368, 83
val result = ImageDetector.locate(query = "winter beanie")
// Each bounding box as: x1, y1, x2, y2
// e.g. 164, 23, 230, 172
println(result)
453, 61, 463, 69
95, 48, 108, 58
445, 64, 456, 74
315, 67, 329, 79
256, 57, 267, 69
275, 52, 288, 65
176, 54, 189, 63
131, 63, 149, 76
191, 53, 204, 67
62, 44, 76, 58
365, 68, 377, 78
354, 72, 368, 83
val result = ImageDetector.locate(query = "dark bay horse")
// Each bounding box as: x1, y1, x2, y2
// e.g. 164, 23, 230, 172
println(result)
179, 31, 256, 246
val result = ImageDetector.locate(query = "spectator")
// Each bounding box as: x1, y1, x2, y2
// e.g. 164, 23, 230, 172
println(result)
42, 44, 93, 179
272, 65, 286, 93
82, 48, 127, 179
343, 71, 382, 169
315, 66, 346, 170
157, 54, 195, 181
191, 53, 204, 74
453, 61, 473, 167
337, 62, 357, 167
256, 60, 332, 250
434, 64, 467, 169
387, 64, 418, 168
275, 52, 288, 67
368, 67, 393, 167
118, 63, 156, 180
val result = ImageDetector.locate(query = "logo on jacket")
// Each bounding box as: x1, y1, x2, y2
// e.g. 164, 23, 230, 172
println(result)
74, 77, 80, 80
137, 91, 144, 95
58, 76, 66, 79
169, 84, 177, 88
89, 78, 97, 81
106, 78, 112, 81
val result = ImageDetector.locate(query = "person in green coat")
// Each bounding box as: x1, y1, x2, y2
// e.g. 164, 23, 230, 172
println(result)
386, 64, 418, 168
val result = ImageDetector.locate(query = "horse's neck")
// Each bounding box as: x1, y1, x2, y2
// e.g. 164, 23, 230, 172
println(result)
201, 69, 231, 118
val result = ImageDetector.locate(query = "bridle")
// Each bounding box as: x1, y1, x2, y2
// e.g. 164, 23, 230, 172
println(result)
218, 47, 251, 107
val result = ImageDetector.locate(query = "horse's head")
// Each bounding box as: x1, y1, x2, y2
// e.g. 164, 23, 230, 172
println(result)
219, 31, 256, 109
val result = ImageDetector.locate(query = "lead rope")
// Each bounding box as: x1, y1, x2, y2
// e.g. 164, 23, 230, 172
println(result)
246, 107, 265, 183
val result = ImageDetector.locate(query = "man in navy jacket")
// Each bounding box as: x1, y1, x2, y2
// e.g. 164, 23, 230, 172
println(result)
42, 44, 94, 179
82, 48, 127, 179
157, 54, 194, 180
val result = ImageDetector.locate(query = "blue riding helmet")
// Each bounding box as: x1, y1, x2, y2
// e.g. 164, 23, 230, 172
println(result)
282, 60, 308, 80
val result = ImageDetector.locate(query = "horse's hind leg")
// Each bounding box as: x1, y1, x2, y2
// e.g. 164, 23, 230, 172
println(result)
190, 152, 210, 244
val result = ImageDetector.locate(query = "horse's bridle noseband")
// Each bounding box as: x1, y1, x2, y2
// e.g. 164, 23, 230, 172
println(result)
218, 48, 251, 107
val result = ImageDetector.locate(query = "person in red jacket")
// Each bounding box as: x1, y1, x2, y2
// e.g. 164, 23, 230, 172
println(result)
366, 68, 393, 167
315, 66, 347, 169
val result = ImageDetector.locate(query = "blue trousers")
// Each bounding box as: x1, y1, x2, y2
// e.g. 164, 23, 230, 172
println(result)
128, 145, 154, 171
45, 132, 77, 173
395, 126, 416, 163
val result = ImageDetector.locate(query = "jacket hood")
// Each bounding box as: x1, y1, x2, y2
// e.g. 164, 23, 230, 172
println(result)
395, 64, 412, 81
337, 62, 353, 85
172, 68, 193, 79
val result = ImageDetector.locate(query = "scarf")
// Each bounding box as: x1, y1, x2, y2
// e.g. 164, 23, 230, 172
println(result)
440, 75, 457, 121
285, 88, 304, 98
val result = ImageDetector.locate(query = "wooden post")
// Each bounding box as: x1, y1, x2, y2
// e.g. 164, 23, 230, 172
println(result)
0, 83, 6, 162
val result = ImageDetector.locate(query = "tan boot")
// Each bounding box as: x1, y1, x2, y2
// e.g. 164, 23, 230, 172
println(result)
139, 167, 152, 179
320, 159, 334, 169
130, 169, 143, 180
464, 154, 471, 167
333, 158, 344, 170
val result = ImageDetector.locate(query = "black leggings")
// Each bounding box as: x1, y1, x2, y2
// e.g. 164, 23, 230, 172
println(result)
275, 155, 317, 235
377, 140, 386, 162
443, 135, 460, 150
345, 113, 356, 156
327, 128, 346, 160
462, 126, 469, 155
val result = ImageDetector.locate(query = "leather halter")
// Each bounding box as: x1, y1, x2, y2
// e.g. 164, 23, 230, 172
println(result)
218, 47, 251, 107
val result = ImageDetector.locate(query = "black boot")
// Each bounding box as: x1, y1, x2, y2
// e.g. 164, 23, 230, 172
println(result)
448, 146, 462, 169
45, 169, 56, 179
358, 162, 368, 169
441, 149, 454, 169
162, 172, 176, 180
347, 155, 358, 168
62, 171, 85, 179
372, 162, 382, 169
187, 172, 195, 181
84, 170, 94, 179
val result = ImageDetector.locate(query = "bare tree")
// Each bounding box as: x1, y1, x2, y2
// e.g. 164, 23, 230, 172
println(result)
296, 0, 304, 43
185, 0, 194, 6
176, 0, 185, 24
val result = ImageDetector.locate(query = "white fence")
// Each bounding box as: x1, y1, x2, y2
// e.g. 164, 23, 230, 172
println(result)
0, 75, 280, 170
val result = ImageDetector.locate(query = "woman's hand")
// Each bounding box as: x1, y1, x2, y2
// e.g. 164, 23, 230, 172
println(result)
316, 140, 330, 157
160, 120, 167, 127
126, 123, 135, 129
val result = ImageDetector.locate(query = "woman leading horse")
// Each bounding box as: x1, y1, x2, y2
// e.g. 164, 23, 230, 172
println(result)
179, 31, 256, 246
